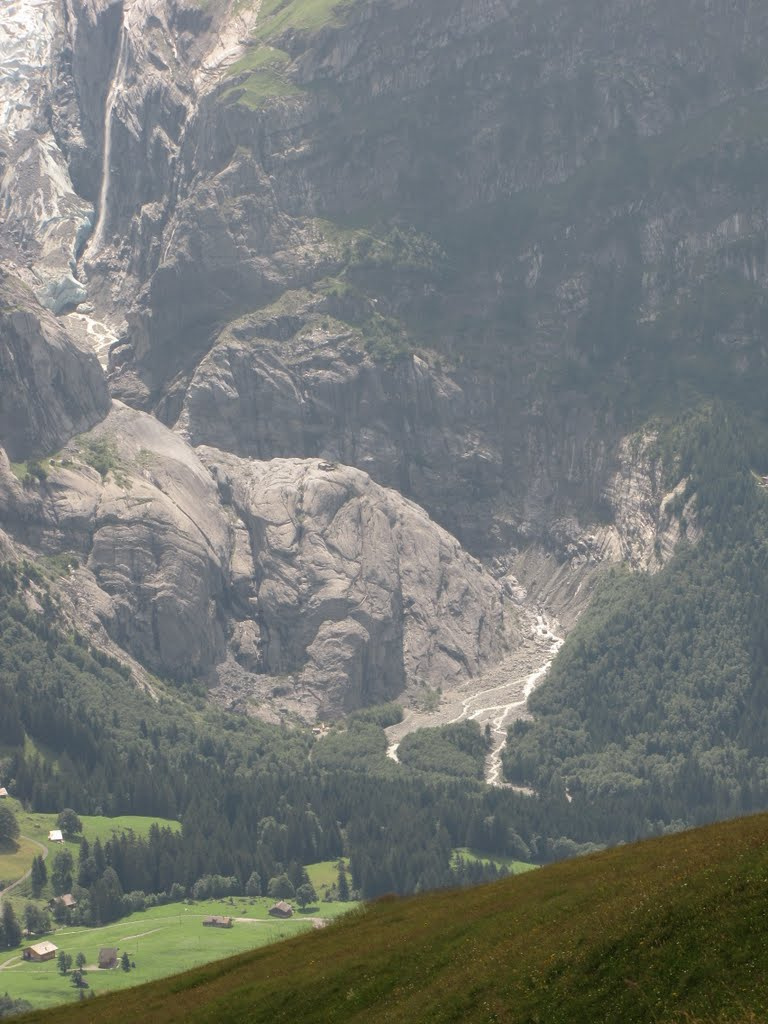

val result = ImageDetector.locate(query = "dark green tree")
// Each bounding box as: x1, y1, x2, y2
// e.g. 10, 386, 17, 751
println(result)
295, 882, 317, 909
30, 854, 47, 897
57, 950, 72, 975
245, 871, 261, 897
0, 807, 19, 847
0, 904, 20, 950
0, 992, 32, 1018
121, 952, 131, 972
23, 903, 49, 936
90, 867, 123, 925
267, 874, 295, 900
337, 861, 350, 902
56, 809, 82, 838
50, 850, 73, 896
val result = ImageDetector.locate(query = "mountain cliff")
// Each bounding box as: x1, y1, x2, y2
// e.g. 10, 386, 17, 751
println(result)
2, 0, 767, 719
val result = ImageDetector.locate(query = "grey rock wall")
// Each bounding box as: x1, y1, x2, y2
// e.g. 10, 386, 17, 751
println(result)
0, 400, 518, 717
0, 272, 109, 460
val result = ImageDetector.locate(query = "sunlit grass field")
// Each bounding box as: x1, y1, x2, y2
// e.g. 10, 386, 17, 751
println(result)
0, 800, 181, 910
0, 895, 354, 1011
0, 800, 356, 1013
452, 847, 538, 874
17, 813, 768, 1024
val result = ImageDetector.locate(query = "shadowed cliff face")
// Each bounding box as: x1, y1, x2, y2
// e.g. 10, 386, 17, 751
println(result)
0, 272, 109, 460
77, 0, 768, 554
4, 0, 755, 713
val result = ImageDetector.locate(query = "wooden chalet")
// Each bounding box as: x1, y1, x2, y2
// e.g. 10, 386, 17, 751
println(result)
0, 787, 8, 798
202, 915, 233, 928
98, 948, 119, 969
268, 901, 293, 918
23, 941, 58, 962
52, 893, 76, 909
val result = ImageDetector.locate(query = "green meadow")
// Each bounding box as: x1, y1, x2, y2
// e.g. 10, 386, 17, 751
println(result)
0, 836, 39, 891
304, 857, 349, 897
0, 816, 356, 1014
0, 801, 181, 910
0, 894, 355, 1010
452, 847, 538, 874
16, 813, 768, 1023
0, 899, 308, 1009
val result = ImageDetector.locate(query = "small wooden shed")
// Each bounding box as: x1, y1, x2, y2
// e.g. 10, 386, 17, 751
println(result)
98, 948, 119, 969
202, 915, 233, 928
23, 941, 58, 962
268, 901, 293, 918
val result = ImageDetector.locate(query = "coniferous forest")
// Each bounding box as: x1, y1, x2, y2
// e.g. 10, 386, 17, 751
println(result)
0, 561, 596, 910
5, 405, 768, 916
504, 406, 768, 838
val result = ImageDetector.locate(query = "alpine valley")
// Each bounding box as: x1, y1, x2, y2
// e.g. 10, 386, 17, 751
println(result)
3, 0, 768, 1017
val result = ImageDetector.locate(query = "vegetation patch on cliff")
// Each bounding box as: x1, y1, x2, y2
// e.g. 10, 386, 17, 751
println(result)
251, 0, 355, 40
221, 45, 301, 106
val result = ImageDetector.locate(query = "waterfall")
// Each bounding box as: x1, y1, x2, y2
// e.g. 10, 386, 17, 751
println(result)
85, 14, 128, 259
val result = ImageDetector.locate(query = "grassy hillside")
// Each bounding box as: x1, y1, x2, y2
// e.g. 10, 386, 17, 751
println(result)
20, 812, 768, 1024
0, 895, 353, 1011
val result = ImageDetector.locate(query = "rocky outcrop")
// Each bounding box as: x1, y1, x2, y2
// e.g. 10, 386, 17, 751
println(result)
0, 402, 230, 678
0, 0, 743, 719
172, 292, 506, 548
92, 0, 768, 562
0, 400, 518, 717
0, 271, 109, 460
511, 431, 700, 628
0, 1, 93, 312
200, 452, 517, 713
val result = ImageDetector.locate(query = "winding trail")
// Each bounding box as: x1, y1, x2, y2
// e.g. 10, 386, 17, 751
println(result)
0, 834, 49, 897
385, 609, 563, 788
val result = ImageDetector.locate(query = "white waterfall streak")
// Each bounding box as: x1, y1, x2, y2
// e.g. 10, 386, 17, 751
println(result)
86, 20, 129, 257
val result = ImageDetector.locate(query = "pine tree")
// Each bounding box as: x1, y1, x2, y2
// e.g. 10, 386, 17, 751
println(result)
0, 806, 19, 847
337, 861, 350, 902
50, 850, 73, 896
30, 854, 47, 897
0, 903, 21, 950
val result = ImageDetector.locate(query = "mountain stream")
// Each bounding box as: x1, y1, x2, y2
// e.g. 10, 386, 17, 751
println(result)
385, 609, 563, 788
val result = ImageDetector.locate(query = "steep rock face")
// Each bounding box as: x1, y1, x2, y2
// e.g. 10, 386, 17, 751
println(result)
0, 0, 743, 716
0, 399, 517, 716
0, 271, 110, 459
0, 0, 93, 311
90, 0, 768, 559
0, 402, 230, 678
173, 292, 508, 550
200, 451, 517, 713
6, 0, 753, 558
511, 430, 700, 628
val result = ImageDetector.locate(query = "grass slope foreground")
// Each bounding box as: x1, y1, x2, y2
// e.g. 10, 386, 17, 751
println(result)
23, 813, 768, 1024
